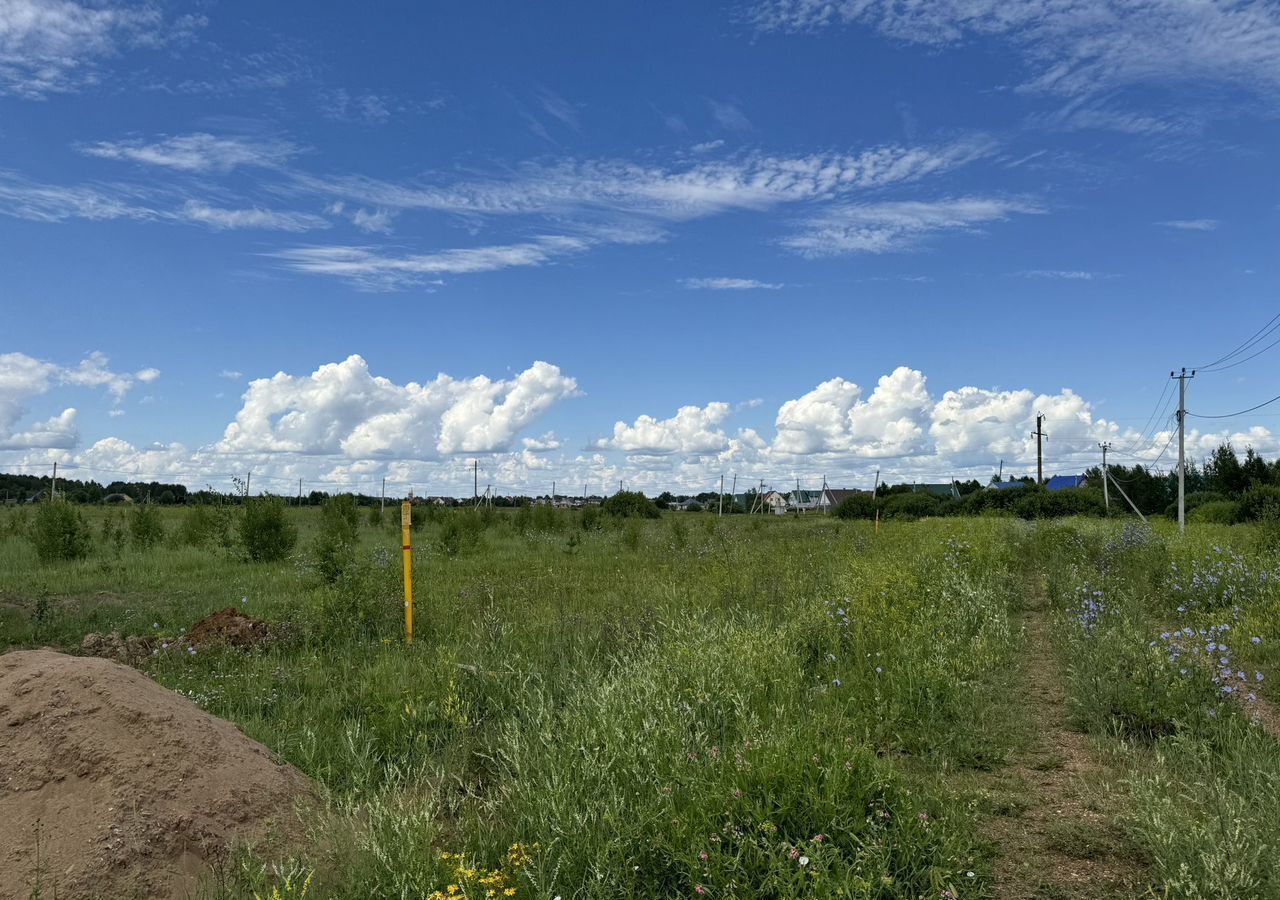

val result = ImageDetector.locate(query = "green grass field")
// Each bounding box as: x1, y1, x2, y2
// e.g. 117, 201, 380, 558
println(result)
2, 503, 1278, 899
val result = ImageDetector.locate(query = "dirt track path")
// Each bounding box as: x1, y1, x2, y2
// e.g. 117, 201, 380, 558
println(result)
983, 585, 1147, 900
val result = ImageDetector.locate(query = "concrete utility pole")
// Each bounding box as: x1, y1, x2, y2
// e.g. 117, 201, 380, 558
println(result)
298, 478, 303, 506
1173, 368, 1196, 533
1031, 414, 1047, 484
1098, 442, 1111, 512
245, 471, 251, 498
473, 460, 478, 502
872, 469, 880, 499
51, 461, 57, 501
718, 475, 725, 517
381, 477, 386, 513
552, 480, 556, 507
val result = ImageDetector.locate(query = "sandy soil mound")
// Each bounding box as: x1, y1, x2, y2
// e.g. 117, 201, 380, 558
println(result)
0, 649, 313, 900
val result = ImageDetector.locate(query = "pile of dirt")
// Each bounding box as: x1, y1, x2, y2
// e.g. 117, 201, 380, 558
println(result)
184, 606, 273, 649
81, 607, 275, 665
81, 630, 156, 664
0, 649, 313, 900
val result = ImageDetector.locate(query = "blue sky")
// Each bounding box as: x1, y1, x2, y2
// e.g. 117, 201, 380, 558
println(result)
2, 0, 1279, 496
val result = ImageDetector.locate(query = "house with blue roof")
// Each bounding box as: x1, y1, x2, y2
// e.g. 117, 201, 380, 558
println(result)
1044, 474, 1089, 491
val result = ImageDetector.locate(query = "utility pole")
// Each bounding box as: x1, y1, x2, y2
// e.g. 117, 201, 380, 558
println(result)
1173, 368, 1196, 533
51, 461, 57, 501
298, 478, 303, 506
245, 471, 251, 498
381, 477, 386, 513
552, 480, 556, 507
1098, 442, 1111, 512
730, 474, 737, 513
997, 459, 1003, 482
718, 475, 725, 517
473, 459, 478, 502
1031, 414, 1047, 484
872, 469, 880, 499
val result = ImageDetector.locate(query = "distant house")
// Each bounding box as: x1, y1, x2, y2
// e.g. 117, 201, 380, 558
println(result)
1044, 474, 1088, 491
988, 480, 1032, 492
821, 488, 870, 510
762, 490, 789, 515
788, 489, 825, 512
911, 483, 961, 500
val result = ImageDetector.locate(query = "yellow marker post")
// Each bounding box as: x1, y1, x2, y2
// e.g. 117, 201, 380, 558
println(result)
401, 500, 413, 644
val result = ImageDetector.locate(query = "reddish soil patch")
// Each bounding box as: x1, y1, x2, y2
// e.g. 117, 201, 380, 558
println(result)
184, 606, 273, 649
0, 649, 312, 900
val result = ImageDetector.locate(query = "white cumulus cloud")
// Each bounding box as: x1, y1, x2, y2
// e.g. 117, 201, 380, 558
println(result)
218, 355, 579, 459
595, 402, 736, 455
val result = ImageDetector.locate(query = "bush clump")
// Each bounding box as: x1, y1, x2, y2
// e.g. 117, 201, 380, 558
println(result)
129, 502, 166, 550
176, 504, 230, 548
1239, 485, 1280, 524
239, 497, 298, 562
601, 490, 660, 519
30, 500, 91, 562
1189, 500, 1240, 525
834, 493, 879, 520
312, 494, 361, 581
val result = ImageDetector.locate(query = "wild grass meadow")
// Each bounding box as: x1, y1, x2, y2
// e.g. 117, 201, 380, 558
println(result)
2, 502, 1278, 899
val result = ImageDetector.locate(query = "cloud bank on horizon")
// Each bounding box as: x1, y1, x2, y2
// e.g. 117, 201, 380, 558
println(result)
2, 351, 1271, 496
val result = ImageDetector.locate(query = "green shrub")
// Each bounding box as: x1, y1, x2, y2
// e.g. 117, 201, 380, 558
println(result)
129, 502, 166, 550
239, 497, 298, 562
30, 500, 91, 562
312, 553, 400, 643
367, 505, 383, 528
883, 492, 939, 520
176, 504, 228, 548
602, 490, 660, 519
834, 493, 878, 520
1189, 500, 1240, 524
1239, 485, 1280, 523
437, 510, 483, 556
531, 501, 562, 532
580, 505, 604, 531
312, 495, 361, 582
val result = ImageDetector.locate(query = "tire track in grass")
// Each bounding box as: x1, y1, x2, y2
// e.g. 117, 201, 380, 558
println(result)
980, 583, 1147, 900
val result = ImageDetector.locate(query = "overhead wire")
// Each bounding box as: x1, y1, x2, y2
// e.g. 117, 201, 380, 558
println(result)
1196, 311, 1280, 371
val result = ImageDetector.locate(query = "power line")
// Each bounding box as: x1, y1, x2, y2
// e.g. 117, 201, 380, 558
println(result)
1188, 391, 1280, 420
1192, 313, 1280, 373
1199, 331, 1280, 373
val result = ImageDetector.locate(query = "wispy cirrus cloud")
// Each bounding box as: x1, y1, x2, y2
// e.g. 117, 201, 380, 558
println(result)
1157, 218, 1219, 231
681, 277, 783, 290
748, 0, 1280, 99
269, 235, 599, 290
0, 0, 202, 97
81, 133, 299, 172
0, 170, 156, 222
0, 170, 327, 232
291, 137, 994, 222
1017, 269, 1105, 280
782, 196, 1042, 256
181, 201, 329, 232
